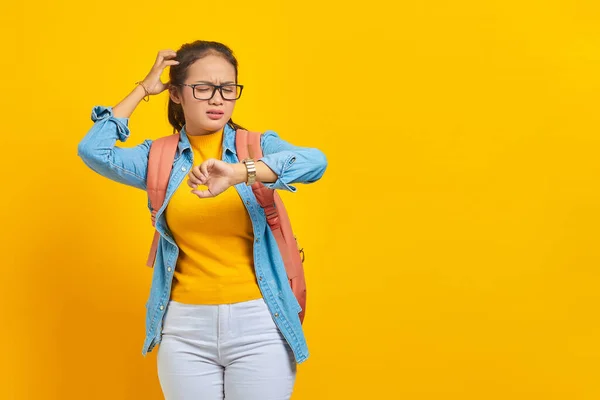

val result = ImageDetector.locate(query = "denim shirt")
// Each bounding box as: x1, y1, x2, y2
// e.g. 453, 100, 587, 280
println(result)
77, 105, 327, 364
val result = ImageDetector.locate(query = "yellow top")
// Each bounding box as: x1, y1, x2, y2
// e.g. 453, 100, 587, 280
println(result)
165, 129, 262, 304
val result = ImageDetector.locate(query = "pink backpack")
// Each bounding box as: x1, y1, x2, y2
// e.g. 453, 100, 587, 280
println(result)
145, 130, 307, 324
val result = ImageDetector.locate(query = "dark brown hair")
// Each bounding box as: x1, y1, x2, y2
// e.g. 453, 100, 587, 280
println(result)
168, 40, 246, 134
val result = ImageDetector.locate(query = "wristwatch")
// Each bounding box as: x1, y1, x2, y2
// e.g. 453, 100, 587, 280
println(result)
242, 158, 257, 186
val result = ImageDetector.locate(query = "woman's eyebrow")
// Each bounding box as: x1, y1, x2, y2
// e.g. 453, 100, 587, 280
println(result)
192, 80, 236, 84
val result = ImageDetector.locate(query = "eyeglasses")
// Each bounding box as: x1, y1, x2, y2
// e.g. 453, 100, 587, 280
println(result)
179, 83, 244, 100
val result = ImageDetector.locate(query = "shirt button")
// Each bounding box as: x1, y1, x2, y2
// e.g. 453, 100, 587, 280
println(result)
246, 200, 251, 205
160, 305, 164, 310
167, 267, 172, 272
259, 276, 263, 281
274, 313, 279, 317
255, 238, 260, 243
181, 167, 186, 172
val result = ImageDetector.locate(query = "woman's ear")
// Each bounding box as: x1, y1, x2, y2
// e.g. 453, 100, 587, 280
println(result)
169, 85, 182, 105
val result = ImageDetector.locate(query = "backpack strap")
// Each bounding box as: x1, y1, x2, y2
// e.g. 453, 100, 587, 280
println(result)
145, 134, 180, 267
235, 130, 276, 209
235, 129, 306, 323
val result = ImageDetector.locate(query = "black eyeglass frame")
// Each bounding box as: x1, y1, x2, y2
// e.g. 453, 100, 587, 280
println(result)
178, 83, 244, 100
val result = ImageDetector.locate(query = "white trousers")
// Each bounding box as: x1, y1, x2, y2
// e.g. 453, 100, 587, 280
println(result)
157, 298, 297, 400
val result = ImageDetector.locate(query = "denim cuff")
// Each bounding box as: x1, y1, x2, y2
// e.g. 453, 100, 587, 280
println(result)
91, 105, 130, 141
259, 152, 298, 192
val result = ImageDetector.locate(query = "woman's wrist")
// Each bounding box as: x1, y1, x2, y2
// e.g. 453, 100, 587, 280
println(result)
134, 81, 151, 102
232, 162, 249, 185
231, 160, 278, 186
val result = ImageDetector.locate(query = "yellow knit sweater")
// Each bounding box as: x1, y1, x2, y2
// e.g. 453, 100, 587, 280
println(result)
165, 129, 262, 304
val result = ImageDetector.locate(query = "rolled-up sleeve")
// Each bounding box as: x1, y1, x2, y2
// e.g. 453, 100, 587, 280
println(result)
77, 105, 152, 190
258, 130, 328, 192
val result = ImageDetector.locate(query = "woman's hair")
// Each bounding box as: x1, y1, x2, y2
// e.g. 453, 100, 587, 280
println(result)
168, 40, 246, 134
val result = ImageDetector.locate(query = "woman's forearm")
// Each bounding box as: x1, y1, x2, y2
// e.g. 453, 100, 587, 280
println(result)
112, 84, 148, 118
231, 161, 277, 186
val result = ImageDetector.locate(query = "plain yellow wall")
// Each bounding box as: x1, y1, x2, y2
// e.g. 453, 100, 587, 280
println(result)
1, 0, 600, 398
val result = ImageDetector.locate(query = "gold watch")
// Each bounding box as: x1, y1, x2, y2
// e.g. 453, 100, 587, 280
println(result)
242, 159, 257, 186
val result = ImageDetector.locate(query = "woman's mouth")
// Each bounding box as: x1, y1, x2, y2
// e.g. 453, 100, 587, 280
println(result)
206, 109, 224, 120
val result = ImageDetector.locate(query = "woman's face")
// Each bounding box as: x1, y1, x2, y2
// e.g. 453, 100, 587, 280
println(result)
170, 54, 237, 136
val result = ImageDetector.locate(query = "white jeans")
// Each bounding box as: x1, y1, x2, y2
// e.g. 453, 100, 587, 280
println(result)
157, 298, 297, 400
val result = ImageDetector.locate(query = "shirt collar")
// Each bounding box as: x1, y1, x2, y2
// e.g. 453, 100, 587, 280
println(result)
177, 123, 237, 157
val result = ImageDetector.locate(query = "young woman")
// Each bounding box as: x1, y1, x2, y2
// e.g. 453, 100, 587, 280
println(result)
77, 40, 327, 399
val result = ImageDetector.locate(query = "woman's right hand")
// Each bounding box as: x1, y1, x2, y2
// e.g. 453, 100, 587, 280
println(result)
140, 50, 180, 95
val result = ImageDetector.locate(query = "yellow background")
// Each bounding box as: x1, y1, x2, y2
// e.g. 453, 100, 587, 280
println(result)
1, 0, 600, 398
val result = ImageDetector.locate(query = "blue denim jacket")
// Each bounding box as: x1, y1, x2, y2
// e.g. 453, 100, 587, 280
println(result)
77, 105, 327, 363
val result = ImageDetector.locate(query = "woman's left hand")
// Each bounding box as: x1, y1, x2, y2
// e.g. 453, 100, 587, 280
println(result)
187, 159, 241, 198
